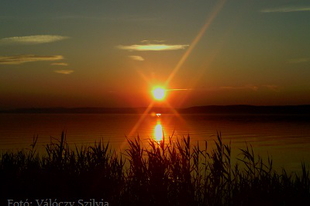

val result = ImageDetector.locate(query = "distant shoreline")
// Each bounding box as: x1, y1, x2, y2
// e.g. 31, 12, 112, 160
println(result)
1, 105, 310, 115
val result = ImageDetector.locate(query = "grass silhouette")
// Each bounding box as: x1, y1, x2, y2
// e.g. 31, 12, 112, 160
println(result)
1, 131, 309, 205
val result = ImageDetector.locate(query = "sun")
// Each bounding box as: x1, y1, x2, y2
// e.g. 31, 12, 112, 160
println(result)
152, 87, 166, 101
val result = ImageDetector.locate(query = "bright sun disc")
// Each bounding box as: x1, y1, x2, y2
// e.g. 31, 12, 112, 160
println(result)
152, 87, 166, 100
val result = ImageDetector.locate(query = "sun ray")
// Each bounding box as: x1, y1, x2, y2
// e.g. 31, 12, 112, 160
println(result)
123, 0, 226, 150
135, 69, 151, 85
119, 101, 155, 150
164, 0, 226, 87
163, 101, 188, 128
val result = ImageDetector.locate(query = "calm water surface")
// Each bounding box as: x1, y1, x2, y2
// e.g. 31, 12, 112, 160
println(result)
0, 113, 310, 172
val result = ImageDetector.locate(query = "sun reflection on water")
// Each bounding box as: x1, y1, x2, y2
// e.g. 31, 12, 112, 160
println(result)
154, 113, 164, 142
154, 118, 164, 142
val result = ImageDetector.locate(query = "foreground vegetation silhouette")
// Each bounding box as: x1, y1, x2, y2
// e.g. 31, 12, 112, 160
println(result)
1, 132, 310, 205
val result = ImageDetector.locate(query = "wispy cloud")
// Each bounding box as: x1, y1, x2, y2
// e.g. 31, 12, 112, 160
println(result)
141, 40, 166, 44
288, 58, 309, 64
219, 85, 259, 91
54, 70, 74, 74
169, 88, 193, 91
51, 62, 69, 66
167, 86, 257, 92
129, 55, 144, 61
0, 35, 69, 45
261, 6, 310, 13
0, 55, 63, 65
55, 14, 160, 22
169, 85, 279, 92
117, 43, 189, 51
208, 85, 278, 92
263, 85, 279, 92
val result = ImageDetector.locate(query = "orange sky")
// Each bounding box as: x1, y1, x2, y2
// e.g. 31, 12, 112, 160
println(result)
0, 0, 310, 109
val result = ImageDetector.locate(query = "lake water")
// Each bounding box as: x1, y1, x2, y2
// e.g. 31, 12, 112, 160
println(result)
1, 113, 310, 172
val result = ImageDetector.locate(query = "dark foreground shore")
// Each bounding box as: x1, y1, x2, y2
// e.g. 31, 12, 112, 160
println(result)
1, 132, 310, 206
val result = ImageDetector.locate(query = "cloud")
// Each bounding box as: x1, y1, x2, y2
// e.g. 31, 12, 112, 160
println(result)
167, 86, 257, 92
169, 88, 193, 91
0, 35, 69, 45
54, 70, 74, 74
219, 85, 259, 91
51, 62, 69, 66
288, 58, 309, 64
117, 44, 189, 51
170, 85, 279, 92
141, 40, 166, 44
263, 85, 279, 92
55, 14, 160, 22
261, 6, 310, 13
207, 85, 278, 92
0, 55, 63, 65
129, 55, 144, 61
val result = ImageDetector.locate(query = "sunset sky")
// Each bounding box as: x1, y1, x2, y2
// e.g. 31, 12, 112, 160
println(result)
0, 0, 310, 109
